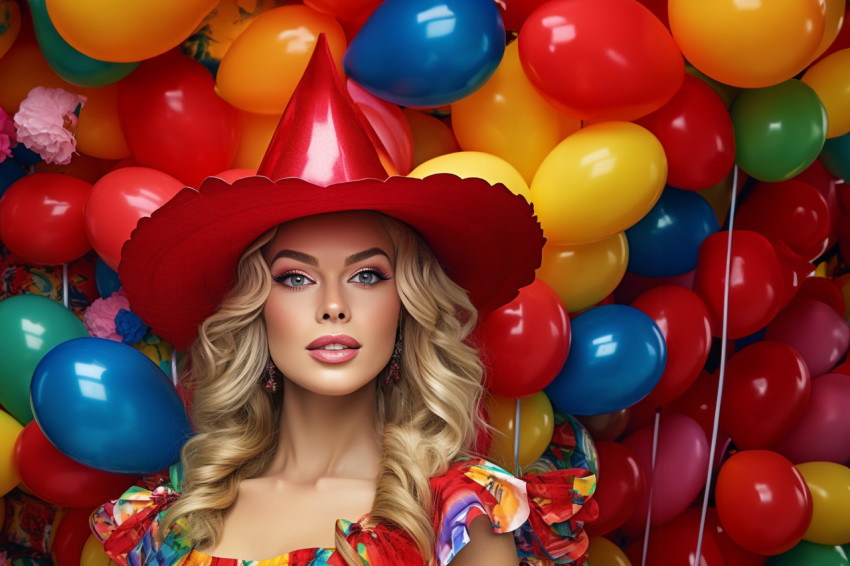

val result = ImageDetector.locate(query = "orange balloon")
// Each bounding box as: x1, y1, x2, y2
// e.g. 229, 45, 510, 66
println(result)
216, 4, 347, 114
45, 0, 218, 62
536, 233, 629, 313
486, 391, 554, 472
76, 82, 130, 160
802, 48, 850, 138
231, 109, 281, 170
0, 40, 76, 112
669, 0, 825, 88
402, 108, 460, 169
811, 0, 846, 61
0, 0, 21, 61
451, 41, 565, 184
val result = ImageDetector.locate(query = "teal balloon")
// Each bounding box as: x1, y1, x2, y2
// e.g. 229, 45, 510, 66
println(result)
820, 130, 850, 181
28, 0, 138, 87
731, 79, 827, 182
766, 540, 849, 566
0, 294, 88, 424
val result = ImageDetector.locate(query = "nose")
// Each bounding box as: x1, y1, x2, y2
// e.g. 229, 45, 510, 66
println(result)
318, 282, 348, 322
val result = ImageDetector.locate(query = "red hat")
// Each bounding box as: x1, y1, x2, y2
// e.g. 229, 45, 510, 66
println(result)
119, 36, 545, 351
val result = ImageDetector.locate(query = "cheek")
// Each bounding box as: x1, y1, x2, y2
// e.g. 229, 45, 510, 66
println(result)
263, 293, 303, 344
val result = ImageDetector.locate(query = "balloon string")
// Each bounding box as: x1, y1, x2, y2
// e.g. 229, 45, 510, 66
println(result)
171, 352, 178, 387
695, 164, 740, 560
640, 408, 662, 566
514, 397, 521, 476
62, 263, 69, 309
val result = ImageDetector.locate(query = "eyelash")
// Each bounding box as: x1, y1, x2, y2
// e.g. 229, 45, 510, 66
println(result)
271, 268, 391, 290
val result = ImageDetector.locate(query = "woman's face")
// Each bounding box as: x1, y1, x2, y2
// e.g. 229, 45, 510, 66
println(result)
263, 211, 401, 396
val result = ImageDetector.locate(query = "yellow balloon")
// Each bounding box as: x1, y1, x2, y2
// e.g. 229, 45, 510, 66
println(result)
409, 151, 531, 202
216, 5, 347, 114
232, 109, 281, 170
797, 462, 850, 545
669, 0, 824, 88
811, 0, 846, 62
80, 534, 120, 566
537, 233, 628, 313
486, 392, 554, 472
588, 536, 631, 566
402, 109, 459, 169
0, 0, 21, 62
0, 411, 22, 497
530, 121, 666, 245
45, 0, 218, 62
803, 48, 850, 138
76, 83, 131, 160
451, 41, 565, 184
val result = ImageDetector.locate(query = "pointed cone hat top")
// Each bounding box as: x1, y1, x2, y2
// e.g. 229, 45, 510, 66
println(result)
256, 35, 389, 186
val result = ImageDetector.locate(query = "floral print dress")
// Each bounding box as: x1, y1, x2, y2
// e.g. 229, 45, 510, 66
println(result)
90, 459, 596, 566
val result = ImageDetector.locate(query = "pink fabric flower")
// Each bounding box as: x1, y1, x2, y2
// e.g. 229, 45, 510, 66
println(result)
84, 289, 132, 342
13, 86, 86, 165
0, 106, 16, 162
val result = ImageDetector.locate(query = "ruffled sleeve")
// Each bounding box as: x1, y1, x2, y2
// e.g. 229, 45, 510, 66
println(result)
90, 463, 191, 566
430, 459, 597, 566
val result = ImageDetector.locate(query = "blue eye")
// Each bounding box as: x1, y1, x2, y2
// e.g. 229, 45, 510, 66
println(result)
272, 272, 314, 288
350, 269, 390, 286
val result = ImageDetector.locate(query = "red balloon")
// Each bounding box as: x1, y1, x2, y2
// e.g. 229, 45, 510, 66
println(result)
518, 0, 684, 121
625, 508, 726, 566
53, 507, 98, 566
347, 79, 414, 175
303, 0, 382, 22
585, 440, 646, 536
694, 230, 784, 339
797, 276, 845, 317
735, 180, 831, 262
0, 173, 92, 264
613, 268, 695, 305
631, 285, 713, 407
635, 74, 735, 190
118, 51, 240, 187
720, 341, 811, 449
84, 166, 183, 270
478, 279, 570, 398
13, 421, 135, 508
705, 507, 768, 566
793, 159, 839, 251
497, 0, 551, 31
715, 450, 812, 556
666, 370, 723, 440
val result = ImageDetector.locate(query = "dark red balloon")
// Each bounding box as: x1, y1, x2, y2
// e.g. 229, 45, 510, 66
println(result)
53, 507, 97, 566
793, 159, 839, 252
636, 74, 735, 190
625, 508, 726, 566
797, 276, 845, 317
720, 341, 811, 449
479, 279, 570, 398
631, 285, 713, 407
705, 507, 768, 566
715, 450, 812, 556
0, 173, 92, 265
518, 0, 684, 121
497, 0, 551, 31
735, 180, 831, 262
14, 421, 136, 508
694, 230, 784, 339
118, 50, 240, 187
585, 440, 646, 536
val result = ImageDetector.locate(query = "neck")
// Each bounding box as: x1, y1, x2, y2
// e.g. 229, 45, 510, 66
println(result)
267, 377, 383, 485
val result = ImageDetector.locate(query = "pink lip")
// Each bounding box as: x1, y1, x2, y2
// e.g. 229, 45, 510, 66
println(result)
307, 335, 361, 349
308, 348, 359, 364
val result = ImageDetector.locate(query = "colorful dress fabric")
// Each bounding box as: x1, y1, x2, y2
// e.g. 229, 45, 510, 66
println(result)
91, 459, 596, 566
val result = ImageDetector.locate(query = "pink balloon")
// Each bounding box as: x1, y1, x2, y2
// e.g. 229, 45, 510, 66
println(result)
765, 297, 850, 377
770, 373, 850, 464
347, 79, 414, 175
621, 413, 709, 533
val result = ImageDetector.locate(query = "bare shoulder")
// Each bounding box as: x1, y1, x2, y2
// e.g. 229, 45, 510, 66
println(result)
448, 515, 518, 566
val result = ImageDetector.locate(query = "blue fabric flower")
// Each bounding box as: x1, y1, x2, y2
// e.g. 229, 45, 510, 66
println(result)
114, 308, 148, 345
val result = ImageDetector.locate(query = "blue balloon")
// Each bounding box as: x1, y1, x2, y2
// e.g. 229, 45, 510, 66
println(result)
626, 186, 719, 278
546, 305, 666, 416
31, 337, 191, 474
343, 0, 505, 107
95, 257, 122, 298
28, 0, 139, 87
11, 144, 41, 166
820, 130, 850, 181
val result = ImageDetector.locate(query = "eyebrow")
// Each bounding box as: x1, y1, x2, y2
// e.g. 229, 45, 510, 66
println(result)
269, 247, 391, 267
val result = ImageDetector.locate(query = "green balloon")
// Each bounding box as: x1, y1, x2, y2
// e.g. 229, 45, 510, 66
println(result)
0, 295, 88, 424
766, 540, 850, 566
731, 79, 828, 182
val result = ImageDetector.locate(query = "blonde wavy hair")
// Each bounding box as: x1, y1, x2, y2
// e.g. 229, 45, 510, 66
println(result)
159, 212, 485, 565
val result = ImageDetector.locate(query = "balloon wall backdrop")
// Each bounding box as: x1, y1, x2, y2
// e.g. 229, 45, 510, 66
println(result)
0, 0, 847, 564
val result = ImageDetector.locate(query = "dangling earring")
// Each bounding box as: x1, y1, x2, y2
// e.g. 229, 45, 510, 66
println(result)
384, 327, 403, 385
265, 360, 281, 394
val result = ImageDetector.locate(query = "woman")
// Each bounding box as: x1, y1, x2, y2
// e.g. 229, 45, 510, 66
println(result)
91, 37, 595, 566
